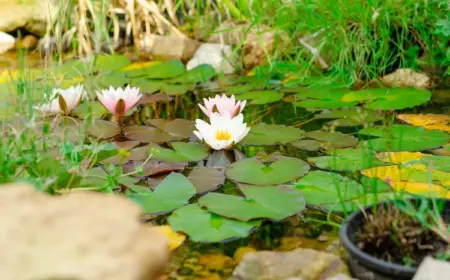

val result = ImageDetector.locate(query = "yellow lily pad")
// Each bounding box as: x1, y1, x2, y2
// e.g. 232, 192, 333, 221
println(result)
152, 225, 186, 251
122, 61, 161, 71
389, 180, 450, 199
376, 151, 424, 164
397, 113, 450, 132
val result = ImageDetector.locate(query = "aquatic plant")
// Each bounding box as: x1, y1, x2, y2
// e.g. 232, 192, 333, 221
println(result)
96, 86, 142, 118
199, 94, 246, 118
35, 85, 86, 115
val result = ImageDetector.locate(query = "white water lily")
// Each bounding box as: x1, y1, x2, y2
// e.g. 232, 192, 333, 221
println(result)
96, 85, 142, 117
194, 112, 250, 150
35, 85, 86, 114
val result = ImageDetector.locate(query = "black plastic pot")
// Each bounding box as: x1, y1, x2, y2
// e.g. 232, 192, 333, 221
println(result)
340, 199, 450, 280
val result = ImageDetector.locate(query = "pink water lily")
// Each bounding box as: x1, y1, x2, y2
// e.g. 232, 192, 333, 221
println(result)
96, 86, 142, 117
35, 85, 86, 114
199, 94, 246, 118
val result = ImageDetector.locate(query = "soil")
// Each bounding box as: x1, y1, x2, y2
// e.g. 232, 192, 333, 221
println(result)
356, 203, 450, 267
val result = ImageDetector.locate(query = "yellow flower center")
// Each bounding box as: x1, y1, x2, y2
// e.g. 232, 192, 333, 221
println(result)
215, 129, 232, 141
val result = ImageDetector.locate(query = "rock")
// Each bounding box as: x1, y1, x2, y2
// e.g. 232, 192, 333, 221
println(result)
138, 34, 200, 61
0, 31, 15, 54
208, 21, 250, 45
0, 183, 169, 280
242, 26, 289, 70
232, 248, 349, 280
413, 256, 450, 280
0, 0, 58, 36
186, 43, 235, 74
326, 274, 357, 280
379, 68, 434, 90
15, 34, 38, 50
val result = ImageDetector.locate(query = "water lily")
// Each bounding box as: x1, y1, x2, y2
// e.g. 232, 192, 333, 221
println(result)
194, 112, 250, 150
199, 94, 246, 118
96, 86, 142, 117
36, 85, 85, 114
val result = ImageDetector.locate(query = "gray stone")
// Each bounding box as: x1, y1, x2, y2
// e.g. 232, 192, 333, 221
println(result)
0, 0, 58, 36
232, 248, 350, 280
187, 43, 235, 74
0, 183, 169, 280
138, 34, 200, 61
0, 31, 15, 54
413, 257, 450, 280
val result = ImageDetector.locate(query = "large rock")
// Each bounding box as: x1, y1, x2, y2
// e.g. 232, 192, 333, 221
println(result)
208, 21, 250, 45
413, 257, 450, 280
138, 34, 200, 61
0, 183, 169, 280
0, 0, 58, 36
0, 31, 15, 54
379, 68, 434, 90
187, 43, 235, 74
232, 248, 349, 280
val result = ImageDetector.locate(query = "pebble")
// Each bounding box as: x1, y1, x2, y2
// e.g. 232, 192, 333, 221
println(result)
16, 34, 38, 50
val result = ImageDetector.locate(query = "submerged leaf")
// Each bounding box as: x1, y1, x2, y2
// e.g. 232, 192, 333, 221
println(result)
188, 167, 225, 194
303, 131, 358, 149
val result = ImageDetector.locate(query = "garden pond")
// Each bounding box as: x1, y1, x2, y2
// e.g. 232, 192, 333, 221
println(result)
1, 54, 450, 279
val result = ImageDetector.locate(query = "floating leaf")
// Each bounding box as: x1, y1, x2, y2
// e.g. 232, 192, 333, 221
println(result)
188, 167, 225, 194
342, 88, 431, 110
226, 156, 309, 185
127, 172, 195, 215
358, 125, 450, 152
130, 79, 164, 94
292, 89, 357, 109
123, 159, 187, 177
152, 225, 186, 251
291, 140, 321, 151
72, 102, 108, 119
125, 119, 194, 143
198, 185, 305, 221
87, 120, 121, 139
241, 124, 303, 146
294, 170, 365, 211
152, 142, 209, 162
170, 64, 216, 83
315, 108, 384, 126
397, 113, 450, 132
124, 60, 186, 79
307, 148, 387, 172
303, 131, 358, 149
236, 90, 284, 105
94, 55, 131, 72
98, 72, 129, 88
168, 204, 260, 243
161, 83, 196, 96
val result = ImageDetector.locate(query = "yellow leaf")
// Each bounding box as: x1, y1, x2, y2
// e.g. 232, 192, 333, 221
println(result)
233, 247, 257, 263
122, 61, 161, 71
198, 254, 234, 270
389, 180, 450, 199
397, 113, 450, 132
152, 225, 186, 251
376, 152, 424, 164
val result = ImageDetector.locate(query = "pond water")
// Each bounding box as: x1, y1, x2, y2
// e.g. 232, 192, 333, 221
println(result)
1, 53, 450, 279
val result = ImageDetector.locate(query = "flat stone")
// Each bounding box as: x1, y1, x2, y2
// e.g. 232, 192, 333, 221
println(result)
0, 183, 169, 280
0, 31, 15, 54
231, 248, 349, 280
138, 34, 200, 61
186, 43, 235, 74
379, 68, 433, 89
413, 257, 450, 280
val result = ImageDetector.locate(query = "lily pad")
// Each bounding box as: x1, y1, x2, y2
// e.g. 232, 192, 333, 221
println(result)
358, 125, 450, 152
342, 88, 432, 110
291, 140, 321, 151
152, 142, 209, 162
125, 119, 194, 143
161, 83, 196, 96
130, 79, 164, 94
292, 89, 357, 109
127, 172, 195, 215
87, 120, 121, 139
72, 102, 108, 119
294, 170, 365, 211
123, 159, 187, 177
168, 204, 261, 243
236, 90, 284, 105
315, 108, 384, 126
124, 60, 186, 79
198, 185, 306, 221
98, 72, 129, 88
188, 167, 225, 194
303, 131, 358, 149
241, 124, 303, 146
170, 64, 216, 83
226, 156, 310, 185
94, 55, 131, 72
307, 148, 388, 172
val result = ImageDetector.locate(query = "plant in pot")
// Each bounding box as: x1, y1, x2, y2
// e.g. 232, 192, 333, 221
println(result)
340, 195, 450, 280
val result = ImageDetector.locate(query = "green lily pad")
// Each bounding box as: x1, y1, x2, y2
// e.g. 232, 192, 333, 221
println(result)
170, 64, 216, 83
98, 72, 129, 88
94, 55, 131, 72
294, 170, 365, 211
225, 84, 257, 95
188, 167, 225, 194
236, 90, 284, 105
358, 125, 450, 152
126, 172, 195, 215
303, 131, 358, 149
124, 119, 194, 143
87, 120, 121, 139
307, 148, 387, 172
72, 102, 108, 119
124, 60, 186, 79
315, 108, 384, 126
241, 124, 303, 146
168, 204, 261, 243
161, 83, 196, 96
226, 156, 310, 185
198, 185, 306, 221
291, 140, 321, 151
152, 142, 209, 162
342, 88, 432, 110
292, 89, 357, 109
